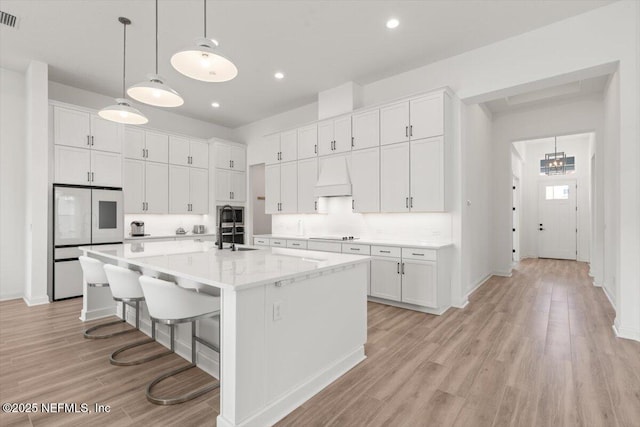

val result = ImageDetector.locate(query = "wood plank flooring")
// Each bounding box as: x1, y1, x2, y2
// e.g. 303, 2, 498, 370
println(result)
1, 259, 639, 426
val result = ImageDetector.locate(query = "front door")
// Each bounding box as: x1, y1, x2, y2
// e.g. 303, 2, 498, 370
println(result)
538, 180, 577, 260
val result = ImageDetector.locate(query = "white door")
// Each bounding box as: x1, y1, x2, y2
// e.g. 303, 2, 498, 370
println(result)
230, 171, 246, 202
264, 134, 281, 165
351, 147, 380, 213
401, 260, 437, 307
169, 136, 191, 166
216, 169, 231, 202
169, 165, 190, 213
189, 168, 208, 214
538, 180, 577, 260
91, 188, 124, 244
333, 116, 352, 154
410, 136, 444, 212
189, 140, 209, 169
145, 162, 168, 213
54, 186, 92, 245
380, 142, 410, 212
90, 115, 122, 153
352, 109, 379, 150
124, 159, 145, 213
297, 124, 318, 160
123, 128, 145, 160
215, 143, 232, 169
409, 93, 444, 140
265, 164, 281, 214
55, 145, 91, 185
370, 257, 402, 301
90, 150, 122, 187
317, 120, 334, 156
297, 158, 318, 213
380, 101, 409, 146
280, 130, 298, 162
145, 132, 169, 163
280, 161, 298, 213
54, 107, 91, 149
230, 146, 246, 171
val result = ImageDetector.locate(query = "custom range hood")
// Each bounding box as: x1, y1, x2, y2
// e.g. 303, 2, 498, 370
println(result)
314, 156, 352, 197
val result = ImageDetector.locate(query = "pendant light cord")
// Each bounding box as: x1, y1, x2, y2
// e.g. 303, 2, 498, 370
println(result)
155, 0, 158, 74
203, 0, 207, 37
122, 19, 127, 98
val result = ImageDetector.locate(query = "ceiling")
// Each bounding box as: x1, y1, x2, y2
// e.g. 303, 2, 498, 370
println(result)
0, 0, 614, 129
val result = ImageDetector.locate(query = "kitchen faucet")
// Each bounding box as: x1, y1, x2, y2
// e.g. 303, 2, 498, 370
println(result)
218, 204, 237, 251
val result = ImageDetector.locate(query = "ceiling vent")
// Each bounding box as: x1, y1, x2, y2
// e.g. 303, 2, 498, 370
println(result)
1, 11, 19, 28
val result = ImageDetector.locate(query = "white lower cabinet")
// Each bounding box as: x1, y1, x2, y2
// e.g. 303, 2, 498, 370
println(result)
370, 257, 402, 301
401, 260, 437, 307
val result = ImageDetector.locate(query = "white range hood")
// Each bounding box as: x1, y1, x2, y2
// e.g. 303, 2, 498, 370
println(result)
314, 156, 352, 197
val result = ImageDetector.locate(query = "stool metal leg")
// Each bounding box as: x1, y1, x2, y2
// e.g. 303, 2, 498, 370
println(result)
109, 318, 172, 366
83, 300, 136, 339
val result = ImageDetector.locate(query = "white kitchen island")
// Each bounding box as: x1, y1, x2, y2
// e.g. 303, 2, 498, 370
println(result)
81, 240, 369, 427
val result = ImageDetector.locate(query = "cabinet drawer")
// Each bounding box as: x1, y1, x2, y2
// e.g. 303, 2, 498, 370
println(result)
287, 240, 307, 249
402, 248, 436, 261
270, 239, 286, 247
342, 244, 370, 255
307, 240, 342, 253
371, 245, 401, 258
254, 237, 270, 246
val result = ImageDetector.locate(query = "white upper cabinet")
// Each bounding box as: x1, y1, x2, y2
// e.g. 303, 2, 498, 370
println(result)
380, 142, 410, 212
265, 164, 281, 214
380, 102, 409, 146
318, 116, 352, 156
123, 128, 145, 160
351, 109, 379, 150
410, 136, 444, 211
189, 140, 209, 169
124, 159, 145, 213
230, 146, 246, 171
280, 161, 298, 214
54, 106, 122, 153
409, 93, 444, 140
169, 165, 207, 214
264, 134, 281, 165
297, 158, 318, 213
280, 130, 298, 163
214, 142, 246, 171
90, 115, 122, 153
124, 128, 169, 163
230, 171, 246, 202
351, 147, 380, 213
189, 167, 208, 213
169, 136, 191, 166
144, 162, 169, 213
216, 169, 246, 202
90, 150, 122, 187
317, 121, 334, 156
297, 124, 318, 160
54, 145, 91, 185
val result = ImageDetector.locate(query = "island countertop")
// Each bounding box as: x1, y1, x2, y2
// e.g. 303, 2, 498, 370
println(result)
81, 239, 370, 291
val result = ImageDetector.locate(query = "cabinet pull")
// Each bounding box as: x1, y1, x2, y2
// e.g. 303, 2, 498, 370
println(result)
350, 248, 360, 251
401, 263, 405, 274
87, 171, 91, 182
410, 196, 413, 208
87, 135, 91, 146
380, 250, 391, 254
314, 200, 317, 211
314, 144, 317, 154
397, 262, 400, 274
412, 253, 424, 256
91, 135, 94, 146
409, 125, 413, 137
406, 197, 409, 208
352, 199, 355, 210
142, 148, 146, 158
229, 159, 232, 168
405, 126, 408, 137
91, 172, 94, 182
351, 136, 354, 148
232, 160, 234, 168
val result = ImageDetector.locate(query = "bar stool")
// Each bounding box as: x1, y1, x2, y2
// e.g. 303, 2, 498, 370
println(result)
79, 256, 137, 340
103, 265, 173, 366
139, 276, 221, 405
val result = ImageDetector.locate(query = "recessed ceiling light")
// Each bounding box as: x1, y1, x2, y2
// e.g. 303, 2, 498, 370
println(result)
274, 72, 284, 80
211, 102, 220, 108
386, 18, 399, 29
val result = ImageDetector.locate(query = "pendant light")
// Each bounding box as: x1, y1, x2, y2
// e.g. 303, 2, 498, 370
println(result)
170, 0, 238, 82
99, 17, 148, 125
127, 0, 184, 107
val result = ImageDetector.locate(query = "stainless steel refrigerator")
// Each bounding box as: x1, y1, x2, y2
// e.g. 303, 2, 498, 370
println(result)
52, 184, 123, 300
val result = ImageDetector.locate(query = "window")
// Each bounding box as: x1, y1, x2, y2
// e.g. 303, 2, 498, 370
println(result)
545, 185, 569, 200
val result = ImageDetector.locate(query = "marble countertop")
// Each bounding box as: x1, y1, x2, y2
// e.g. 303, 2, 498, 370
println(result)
81, 239, 370, 291
253, 234, 453, 249
124, 233, 216, 241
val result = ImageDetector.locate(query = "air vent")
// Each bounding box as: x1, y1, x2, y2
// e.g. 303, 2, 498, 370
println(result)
1, 11, 19, 28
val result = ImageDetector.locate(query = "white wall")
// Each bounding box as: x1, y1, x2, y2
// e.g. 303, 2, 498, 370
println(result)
0, 67, 26, 300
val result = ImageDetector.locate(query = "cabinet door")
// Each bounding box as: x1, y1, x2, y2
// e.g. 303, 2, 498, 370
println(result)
317, 120, 334, 156
189, 140, 209, 169
410, 93, 444, 140
189, 168, 208, 214
169, 165, 190, 213
352, 109, 379, 150
169, 136, 191, 166
145, 162, 168, 213
351, 147, 380, 213
410, 137, 444, 212
380, 142, 410, 212
123, 128, 145, 160
402, 260, 437, 307
54, 107, 91, 149
90, 115, 122, 153
380, 101, 409, 146
230, 171, 246, 202
264, 134, 281, 165
124, 159, 145, 213
54, 145, 91, 185
216, 169, 231, 202
145, 132, 169, 163
297, 158, 318, 214
280, 161, 298, 213
280, 130, 298, 162
333, 116, 352, 154
297, 124, 318, 160
265, 164, 281, 214
214, 143, 232, 169
230, 145, 246, 171
90, 150, 122, 187
371, 258, 402, 301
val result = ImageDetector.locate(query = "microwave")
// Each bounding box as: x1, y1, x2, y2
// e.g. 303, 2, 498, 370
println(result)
217, 205, 244, 226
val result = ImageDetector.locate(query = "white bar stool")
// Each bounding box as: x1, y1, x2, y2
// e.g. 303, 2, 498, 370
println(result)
103, 265, 173, 366
139, 276, 221, 406
79, 256, 137, 339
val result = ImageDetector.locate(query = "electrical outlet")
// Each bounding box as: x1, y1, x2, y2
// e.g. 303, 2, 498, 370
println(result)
273, 301, 283, 321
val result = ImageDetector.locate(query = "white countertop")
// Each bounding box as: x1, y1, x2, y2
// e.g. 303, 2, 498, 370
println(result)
253, 234, 453, 249
81, 239, 370, 291
124, 232, 216, 241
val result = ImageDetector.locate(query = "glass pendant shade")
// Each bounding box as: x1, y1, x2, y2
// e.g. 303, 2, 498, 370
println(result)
171, 38, 238, 82
127, 74, 184, 107
99, 98, 149, 125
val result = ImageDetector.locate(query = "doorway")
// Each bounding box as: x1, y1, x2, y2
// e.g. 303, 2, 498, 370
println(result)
250, 164, 272, 236
537, 179, 577, 260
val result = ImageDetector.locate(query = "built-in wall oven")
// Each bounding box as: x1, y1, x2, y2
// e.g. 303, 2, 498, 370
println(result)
216, 205, 244, 244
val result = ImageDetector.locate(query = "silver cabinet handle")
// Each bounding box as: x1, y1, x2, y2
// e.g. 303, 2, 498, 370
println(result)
87, 135, 91, 146
406, 197, 409, 208
91, 172, 94, 182
232, 160, 234, 168
410, 197, 413, 208
397, 262, 400, 274
380, 250, 391, 254
229, 159, 232, 168
350, 247, 360, 251
409, 125, 413, 137
91, 135, 94, 146
314, 200, 317, 210
87, 171, 91, 182
412, 253, 424, 256
314, 144, 317, 154
352, 200, 355, 210
351, 136, 354, 148
401, 263, 405, 274
405, 126, 408, 137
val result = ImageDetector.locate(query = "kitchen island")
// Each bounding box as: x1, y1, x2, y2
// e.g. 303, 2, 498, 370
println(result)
81, 240, 369, 427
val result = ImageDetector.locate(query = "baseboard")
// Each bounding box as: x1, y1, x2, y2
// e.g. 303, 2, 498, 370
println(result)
23, 295, 49, 306
217, 346, 366, 427
613, 322, 640, 342
79, 305, 116, 321
601, 286, 616, 310
0, 293, 24, 302
492, 270, 512, 277
465, 273, 492, 300
367, 296, 449, 315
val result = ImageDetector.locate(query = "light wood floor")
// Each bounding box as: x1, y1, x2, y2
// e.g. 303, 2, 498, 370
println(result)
1, 259, 639, 426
